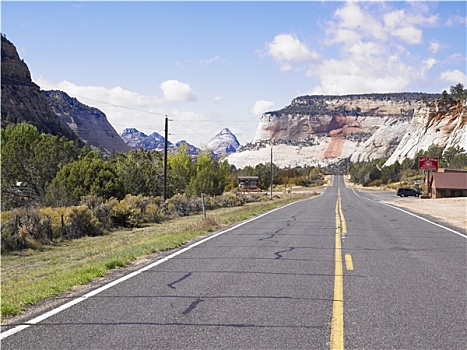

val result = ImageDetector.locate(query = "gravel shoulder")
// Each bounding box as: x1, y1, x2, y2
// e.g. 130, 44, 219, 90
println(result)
345, 179, 466, 234
384, 196, 466, 234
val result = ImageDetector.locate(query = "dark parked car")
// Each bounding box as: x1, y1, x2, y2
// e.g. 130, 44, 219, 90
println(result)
397, 188, 421, 197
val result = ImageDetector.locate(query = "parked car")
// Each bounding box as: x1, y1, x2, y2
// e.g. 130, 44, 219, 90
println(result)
397, 188, 421, 197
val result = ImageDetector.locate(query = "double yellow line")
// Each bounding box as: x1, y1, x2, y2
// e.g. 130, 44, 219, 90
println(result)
331, 187, 352, 349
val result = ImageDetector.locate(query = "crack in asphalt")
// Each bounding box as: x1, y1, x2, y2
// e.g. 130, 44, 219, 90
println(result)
167, 272, 192, 289
274, 247, 296, 259
182, 298, 204, 316
259, 228, 282, 242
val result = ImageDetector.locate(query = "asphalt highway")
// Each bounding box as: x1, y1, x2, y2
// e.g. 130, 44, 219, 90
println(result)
2, 175, 465, 349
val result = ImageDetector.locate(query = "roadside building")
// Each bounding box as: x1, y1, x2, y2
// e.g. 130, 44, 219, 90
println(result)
427, 169, 467, 198
238, 176, 259, 191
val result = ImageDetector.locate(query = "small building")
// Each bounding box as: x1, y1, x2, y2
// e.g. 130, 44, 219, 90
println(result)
238, 176, 259, 191
427, 169, 467, 198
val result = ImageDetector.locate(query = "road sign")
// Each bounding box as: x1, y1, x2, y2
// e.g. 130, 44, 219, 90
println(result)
419, 156, 439, 170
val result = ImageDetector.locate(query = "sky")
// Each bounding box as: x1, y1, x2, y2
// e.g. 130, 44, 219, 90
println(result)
2, 1, 466, 147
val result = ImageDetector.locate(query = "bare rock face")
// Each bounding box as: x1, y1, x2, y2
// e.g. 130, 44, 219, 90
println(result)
2, 35, 130, 154
228, 93, 466, 169
384, 99, 467, 165
253, 94, 424, 143
1, 35, 78, 141
44, 90, 130, 154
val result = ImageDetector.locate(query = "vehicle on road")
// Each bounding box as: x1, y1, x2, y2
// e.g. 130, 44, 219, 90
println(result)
397, 187, 421, 197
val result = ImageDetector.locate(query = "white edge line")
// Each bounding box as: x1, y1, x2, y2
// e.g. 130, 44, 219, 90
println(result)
1, 195, 320, 340
351, 188, 466, 238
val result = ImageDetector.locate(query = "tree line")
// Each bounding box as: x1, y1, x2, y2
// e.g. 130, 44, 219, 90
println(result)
1, 123, 325, 211
349, 144, 467, 187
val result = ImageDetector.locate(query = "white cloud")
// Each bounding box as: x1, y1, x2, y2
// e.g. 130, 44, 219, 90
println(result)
308, 2, 448, 95
429, 40, 441, 54
210, 96, 224, 103
445, 15, 467, 27
250, 100, 275, 116
391, 26, 422, 44
265, 34, 318, 70
423, 58, 437, 70
160, 80, 197, 102
440, 70, 467, 84
35, 76, 163, 107
310, 56, 412, 95
200, 55, 221, 65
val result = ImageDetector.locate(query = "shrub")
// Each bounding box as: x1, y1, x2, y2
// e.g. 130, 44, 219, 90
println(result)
63, 206, 103, 239
212, 192, 244, 208
1, 207, 53, 252
166, 194, 202, 217
368, 179, 383, 187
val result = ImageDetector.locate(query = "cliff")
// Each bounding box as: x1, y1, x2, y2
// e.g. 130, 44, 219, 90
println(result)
1, 35, 78, 141
383, 99, 466, 165
1, 35, 131, 153
228, 93, 467, 169
44, 90, 130, 154
253, 93, 430, 143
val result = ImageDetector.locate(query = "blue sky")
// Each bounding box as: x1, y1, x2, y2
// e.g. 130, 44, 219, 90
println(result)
2, 1, 466, 147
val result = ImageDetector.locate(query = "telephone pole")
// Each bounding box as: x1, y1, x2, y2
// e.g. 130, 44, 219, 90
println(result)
163, 116, 168, 201
270, 147, 273, 199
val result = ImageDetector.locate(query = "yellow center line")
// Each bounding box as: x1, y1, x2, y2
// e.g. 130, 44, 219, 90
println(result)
345, 254, 354, 271
331, 188, 345, 350
338, 198, 347, 235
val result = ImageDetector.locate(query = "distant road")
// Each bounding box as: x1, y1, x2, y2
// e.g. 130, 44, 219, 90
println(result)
2, 176, 466, 349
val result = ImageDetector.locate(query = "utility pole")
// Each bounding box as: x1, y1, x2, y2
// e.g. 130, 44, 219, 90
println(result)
270, 147, 273, 200
163, 116, 168, 201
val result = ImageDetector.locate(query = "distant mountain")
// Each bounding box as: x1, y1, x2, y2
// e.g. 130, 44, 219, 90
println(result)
121, 128, 171, 151
1, 35, 78, 141
173, 140, 201, 156
43, 90, 130, 154
121, 127, 240, 157
204, 128, 240, 156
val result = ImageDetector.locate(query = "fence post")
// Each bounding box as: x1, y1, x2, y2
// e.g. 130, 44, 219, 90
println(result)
201, 193, 206, 220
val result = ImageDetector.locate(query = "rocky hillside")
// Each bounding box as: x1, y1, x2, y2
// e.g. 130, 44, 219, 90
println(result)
1, 35, 78, 141
204, 128, 240, 156
228, 92, 466, 169
44, 90, 130, 153
1, 35, 131, 153
253, 93, 434, 143
383, 98, 466, 165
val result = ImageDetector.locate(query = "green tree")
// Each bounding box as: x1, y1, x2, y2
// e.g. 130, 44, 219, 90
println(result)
1, 123, 80, 209
381, 161, 401, 184
186, 152, 228, 196
449, 83, 467, 100
253, 163, 280, 189
442, 146, 467, 169
168, 143, 193, 196
46, 152, 124, 206
113, 148, 163, 197
440, 90, 449, 101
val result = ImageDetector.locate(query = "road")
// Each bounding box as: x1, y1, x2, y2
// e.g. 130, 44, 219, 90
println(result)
2, 176, 466, 349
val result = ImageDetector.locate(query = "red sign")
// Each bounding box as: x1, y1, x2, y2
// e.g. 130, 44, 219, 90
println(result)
418, 157, 439, 170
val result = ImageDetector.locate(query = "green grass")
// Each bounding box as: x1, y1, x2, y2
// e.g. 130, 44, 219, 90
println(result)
1, 194, 315, 321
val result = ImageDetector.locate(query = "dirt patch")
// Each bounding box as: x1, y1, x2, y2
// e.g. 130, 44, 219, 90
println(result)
345, 176, 466, 233
323, 135, 344, 158
385, 197, 466, 233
